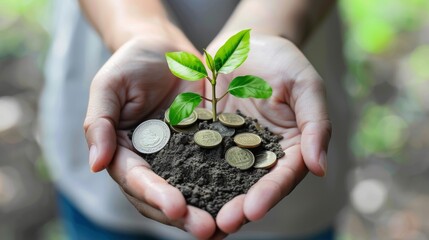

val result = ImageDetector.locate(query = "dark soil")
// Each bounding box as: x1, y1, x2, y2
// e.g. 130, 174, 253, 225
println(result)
137, 111, 284, 217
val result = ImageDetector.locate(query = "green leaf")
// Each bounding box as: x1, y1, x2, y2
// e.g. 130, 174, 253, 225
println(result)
228, 75, 272, 99
203, 49, 215, 73
214, 29, 251, 74
169, 92, 202, 125
165, 52, 207, 81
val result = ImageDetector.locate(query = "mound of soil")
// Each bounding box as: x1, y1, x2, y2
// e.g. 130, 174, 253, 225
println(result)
139, 111, 284, 217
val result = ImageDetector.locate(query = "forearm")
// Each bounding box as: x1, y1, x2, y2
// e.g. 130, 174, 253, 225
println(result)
79, 0, 186, 51
220, 0, 335, 46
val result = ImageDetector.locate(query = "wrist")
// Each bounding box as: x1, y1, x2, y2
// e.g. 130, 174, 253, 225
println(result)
106, 19, 188, 52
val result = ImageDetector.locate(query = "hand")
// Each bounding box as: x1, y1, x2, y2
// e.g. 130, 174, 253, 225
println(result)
206, 34, 331, 234
83, 36, 217, 239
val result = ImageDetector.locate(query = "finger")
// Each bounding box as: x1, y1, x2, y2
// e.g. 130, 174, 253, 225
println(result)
292, 75, 331, 176
243, 146, 307, 221
124, 192, 217, 239
124, 190, 181, 226
108, 146, 187, 220
184, 206, 217, 239
83, 62, 124, 172
216, 194, 246, 234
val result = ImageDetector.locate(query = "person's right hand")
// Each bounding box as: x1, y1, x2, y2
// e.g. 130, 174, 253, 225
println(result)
83, 34, 217, 239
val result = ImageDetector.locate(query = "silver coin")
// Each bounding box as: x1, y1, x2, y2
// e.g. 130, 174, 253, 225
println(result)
210, 121, 235, 137
132, 120, 170, 154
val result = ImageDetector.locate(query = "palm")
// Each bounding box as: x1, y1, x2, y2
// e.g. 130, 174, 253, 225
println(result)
114, 40, 203, 129
85, 38, 217, 239
113, 40, 203, 148
205, 35, 329, 232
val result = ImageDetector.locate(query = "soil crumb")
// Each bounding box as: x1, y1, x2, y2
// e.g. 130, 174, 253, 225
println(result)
140, 111, 284, 217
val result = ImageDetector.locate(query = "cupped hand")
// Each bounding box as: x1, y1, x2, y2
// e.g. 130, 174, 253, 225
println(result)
206, 34, 332, 234
83, 36, 216, 239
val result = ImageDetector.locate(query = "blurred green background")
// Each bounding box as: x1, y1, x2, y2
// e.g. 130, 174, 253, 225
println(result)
1, 0, 429, 239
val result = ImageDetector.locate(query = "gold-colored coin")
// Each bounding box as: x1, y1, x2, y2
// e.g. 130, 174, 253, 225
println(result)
254, 151, 277, 169
233, 133, 262, 148
164, 109, 197, 127
195, 108, 213, 121
194, 130, 222, 148
218, 113, 245, 128
225, 146, 255, 170
170, 123, 199, 134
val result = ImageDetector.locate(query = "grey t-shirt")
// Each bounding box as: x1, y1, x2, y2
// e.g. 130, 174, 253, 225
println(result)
40, 0, 350, 238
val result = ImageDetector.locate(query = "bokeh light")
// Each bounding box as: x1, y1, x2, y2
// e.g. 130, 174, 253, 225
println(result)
351, 179, 387, 215
0, 97, 22, 133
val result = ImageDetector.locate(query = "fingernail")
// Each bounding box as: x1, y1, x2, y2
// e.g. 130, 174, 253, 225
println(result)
319, 151, 327, 176
89, 145, 98, 171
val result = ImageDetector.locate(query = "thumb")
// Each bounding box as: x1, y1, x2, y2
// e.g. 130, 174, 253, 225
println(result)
83, 64, 123, 172
293, 76, 332, 177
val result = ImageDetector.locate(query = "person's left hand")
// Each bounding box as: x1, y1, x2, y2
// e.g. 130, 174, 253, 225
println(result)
205, 34, 331, 235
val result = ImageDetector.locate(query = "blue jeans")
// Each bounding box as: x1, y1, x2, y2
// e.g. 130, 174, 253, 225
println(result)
57, 191, 334, 240
57, 192, 163, 240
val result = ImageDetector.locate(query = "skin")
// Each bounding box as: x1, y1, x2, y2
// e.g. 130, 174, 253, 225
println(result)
83, 36, 215, 238
81, 0, 334, 239
206, 34, 331, 234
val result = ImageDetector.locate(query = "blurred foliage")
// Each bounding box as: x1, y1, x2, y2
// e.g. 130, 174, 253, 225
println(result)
352, 103, 407, 159
1, 0, 48, 21
340, 0, 429, 54
408, 45, 429, 80
340, 0, 429, 162
0, 0, 49, 58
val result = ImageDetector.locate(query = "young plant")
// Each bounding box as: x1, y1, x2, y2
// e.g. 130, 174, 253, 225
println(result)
165, 29, 272, 125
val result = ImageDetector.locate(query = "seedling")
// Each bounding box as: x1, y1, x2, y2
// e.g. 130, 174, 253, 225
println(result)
165, 29, 272, 125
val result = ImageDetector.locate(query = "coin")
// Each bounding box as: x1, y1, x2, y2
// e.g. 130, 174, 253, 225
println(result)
132, 120, 170, 154
233, 133, 262, 148
194, 130, 222, 148
218, 113, 245, 128
225, 146, 255, 170
254, 151, 277, 169
210, 121, 235, 137
164, 109, 197, 127
170, 123, 199, 134
195, 108, 213, 121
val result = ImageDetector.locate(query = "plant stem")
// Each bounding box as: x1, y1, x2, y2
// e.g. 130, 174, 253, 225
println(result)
201, 96, 212, 102
217, 91, 229, 102
212, 82, 217, 121
210, 70, 218, 121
